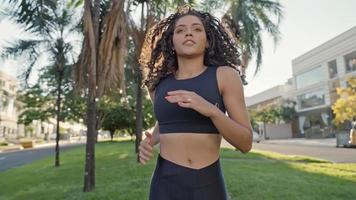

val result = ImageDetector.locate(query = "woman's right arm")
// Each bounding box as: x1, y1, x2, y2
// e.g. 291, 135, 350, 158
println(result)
150, 121, 160, 146
148, 89, 160, 146
139, 89, 159, 164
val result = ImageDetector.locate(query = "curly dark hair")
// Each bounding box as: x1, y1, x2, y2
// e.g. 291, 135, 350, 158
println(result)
140, 6, 242, 92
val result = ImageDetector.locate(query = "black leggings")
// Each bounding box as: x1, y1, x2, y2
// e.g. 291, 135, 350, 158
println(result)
149, 154, 228, 200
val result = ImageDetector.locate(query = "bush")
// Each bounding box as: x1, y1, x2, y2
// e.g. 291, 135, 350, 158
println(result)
0, 142, 9, 146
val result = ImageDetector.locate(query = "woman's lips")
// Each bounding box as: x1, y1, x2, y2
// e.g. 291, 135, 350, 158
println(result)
183, 39, 196, 45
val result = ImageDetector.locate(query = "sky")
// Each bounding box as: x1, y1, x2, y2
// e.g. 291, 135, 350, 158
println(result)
1, 0, 356, 97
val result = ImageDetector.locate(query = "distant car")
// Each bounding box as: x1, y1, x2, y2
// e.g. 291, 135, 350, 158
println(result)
253, 131, 262, 143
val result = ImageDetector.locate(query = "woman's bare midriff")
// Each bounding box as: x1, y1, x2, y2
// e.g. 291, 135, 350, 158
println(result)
159, 133, 222, 169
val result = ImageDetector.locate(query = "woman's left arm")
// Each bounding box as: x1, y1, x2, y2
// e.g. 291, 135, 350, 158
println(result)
210, 66, 253, 153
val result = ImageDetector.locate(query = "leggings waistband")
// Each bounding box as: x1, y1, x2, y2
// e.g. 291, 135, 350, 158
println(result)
156, 154, 223, 187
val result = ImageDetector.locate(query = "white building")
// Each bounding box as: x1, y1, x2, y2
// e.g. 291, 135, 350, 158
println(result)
245, 81, 297, 139
291, 26, 356, 138
246, 82, 293, 109
246, 26, 356, 139
0, 70, 22, 139
0, 69, 85, 141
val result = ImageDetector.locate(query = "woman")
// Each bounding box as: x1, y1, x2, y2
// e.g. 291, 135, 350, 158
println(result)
139, 6, 253, 200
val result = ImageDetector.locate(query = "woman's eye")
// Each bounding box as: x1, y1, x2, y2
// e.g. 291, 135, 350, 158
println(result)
175, 29, 183, 33
194, 28, 202, 32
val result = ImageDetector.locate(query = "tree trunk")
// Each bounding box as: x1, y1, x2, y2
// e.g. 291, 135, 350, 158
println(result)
135, 66, 143, 157
83, 0, 100, 192
135, 1, 145, 162
83, 97, 96, 192
55, 70, 63, 167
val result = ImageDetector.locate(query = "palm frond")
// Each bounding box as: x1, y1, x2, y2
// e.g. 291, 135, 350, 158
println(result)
199, 0, 225, 12
224, 0, 283, 75
97, 0, 128, 97
251, 3, 281, 44
18, 52, 42, 86
3, 0, 58, 35
1, 39, 43, 59
66, 0, 84, 8
74, 0, 97, 99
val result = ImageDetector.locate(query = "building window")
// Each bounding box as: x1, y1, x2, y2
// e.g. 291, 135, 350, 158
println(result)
300, 112, 331, 138
297, 90, 325, 109
344, 50, 356, 73
296, 66, 324, 89
328, 60, 338, 78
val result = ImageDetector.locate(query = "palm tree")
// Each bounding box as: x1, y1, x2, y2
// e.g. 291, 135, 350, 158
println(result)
75, 0, 127, 192
1, 0, 80, 167
222, 0, 283, 81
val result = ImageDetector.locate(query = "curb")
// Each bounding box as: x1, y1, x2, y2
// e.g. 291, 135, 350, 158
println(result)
0, 141, 86, 154
0, 146, 23, 153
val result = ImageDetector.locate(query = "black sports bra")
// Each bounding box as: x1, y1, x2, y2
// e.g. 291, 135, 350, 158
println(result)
153, 66, 226, 134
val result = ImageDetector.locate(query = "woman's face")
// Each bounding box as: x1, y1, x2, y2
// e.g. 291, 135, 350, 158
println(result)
172, 15, 208, 58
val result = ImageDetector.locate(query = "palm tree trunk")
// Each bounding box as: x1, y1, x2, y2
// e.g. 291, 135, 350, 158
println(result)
135, 66, 143, 156
55, 70, 63, 167
83, 0, 100, 192
84, 95, 96, 191
135, 2, 145, 160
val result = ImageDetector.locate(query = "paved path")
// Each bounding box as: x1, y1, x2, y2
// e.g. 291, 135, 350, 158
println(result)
0, 143, 85, 172
221, 139, 356, 163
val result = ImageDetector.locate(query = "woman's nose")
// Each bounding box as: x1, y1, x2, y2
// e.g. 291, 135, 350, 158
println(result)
185, 32, 193, 37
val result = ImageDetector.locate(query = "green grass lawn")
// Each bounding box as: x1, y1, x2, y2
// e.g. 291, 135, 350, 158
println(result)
0, 140, 355, 200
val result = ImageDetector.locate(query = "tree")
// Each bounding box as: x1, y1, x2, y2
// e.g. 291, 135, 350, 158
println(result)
254, 107, 277, 124
332, 76, 356, 126
16, 84, 53, 131
251, 99, 297, 139
99, 93, 133, 141
222, 0, 283, 81
99, 51, 156, 141
1, 0, 81, 167
280, 99, 297, 123
252, 101, 297, 125
75, 0, 127, 192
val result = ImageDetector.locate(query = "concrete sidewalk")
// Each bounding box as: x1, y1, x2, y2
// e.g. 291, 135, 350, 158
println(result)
260, 138, 337, 147
222, 138, 337, 149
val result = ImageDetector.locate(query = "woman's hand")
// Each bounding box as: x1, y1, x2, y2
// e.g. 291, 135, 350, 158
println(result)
139, 131, 154, 165
165, 90, 218, 118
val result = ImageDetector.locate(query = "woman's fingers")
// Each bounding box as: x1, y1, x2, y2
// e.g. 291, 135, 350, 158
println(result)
144, 131, 154, 146
177, 101, 190, 107
145, 131, 152, 138
139, 145, 153, 158
139, 152, 151, 164
139, 153, 150, 164
165, 95, 192, 103
167, 90, 192, 95
140, 138, 153, 150
139, 138, 154, 164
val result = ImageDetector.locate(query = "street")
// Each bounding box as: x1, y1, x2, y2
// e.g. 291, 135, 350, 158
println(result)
0, 143, 85, 172
221, 139, 356, 163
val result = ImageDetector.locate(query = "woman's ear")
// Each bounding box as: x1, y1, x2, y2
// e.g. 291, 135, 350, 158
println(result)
205, 39, 210, 49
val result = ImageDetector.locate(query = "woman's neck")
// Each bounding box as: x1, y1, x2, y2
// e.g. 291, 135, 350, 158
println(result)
175, 56, 205, 79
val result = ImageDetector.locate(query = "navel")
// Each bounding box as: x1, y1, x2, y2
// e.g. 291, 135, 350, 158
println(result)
187, 158, 193, 165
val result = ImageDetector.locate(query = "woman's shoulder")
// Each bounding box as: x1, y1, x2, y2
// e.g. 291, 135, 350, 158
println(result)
216, 66, 241, 79
216, 66, 243, 94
